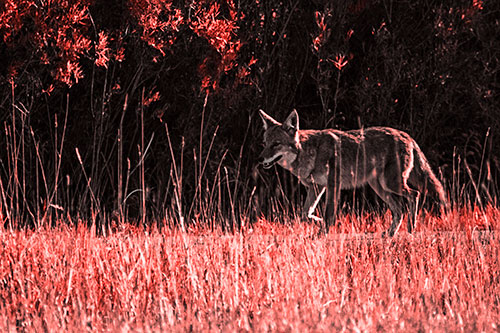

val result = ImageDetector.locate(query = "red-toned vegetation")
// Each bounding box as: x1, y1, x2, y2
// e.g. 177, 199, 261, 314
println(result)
0, 0, 497, 222
1, 210, 500, 331
0, 0, 499, 330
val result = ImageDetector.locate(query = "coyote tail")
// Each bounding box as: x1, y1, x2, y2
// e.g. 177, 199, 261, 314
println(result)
414, 148, 449, 213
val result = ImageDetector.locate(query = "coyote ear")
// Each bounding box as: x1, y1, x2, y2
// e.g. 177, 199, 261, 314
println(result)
259, 109, 281, 130
283, 109, 299, 134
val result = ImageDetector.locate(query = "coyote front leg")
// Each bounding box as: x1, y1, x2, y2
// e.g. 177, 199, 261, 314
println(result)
302, 185, 325, 222
325, 149, 341, 231
325, 188, 340, 231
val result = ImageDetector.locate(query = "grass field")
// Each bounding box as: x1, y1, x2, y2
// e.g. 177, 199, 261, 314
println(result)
1, 207, 499, 331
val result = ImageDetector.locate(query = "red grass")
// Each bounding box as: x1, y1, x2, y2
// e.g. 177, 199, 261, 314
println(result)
1, 208, 499, 331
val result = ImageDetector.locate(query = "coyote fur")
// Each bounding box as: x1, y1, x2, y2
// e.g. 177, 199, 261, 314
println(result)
258, 109, 447, 236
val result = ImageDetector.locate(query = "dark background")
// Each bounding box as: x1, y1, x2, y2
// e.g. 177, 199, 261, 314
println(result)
0, 0, 498, 228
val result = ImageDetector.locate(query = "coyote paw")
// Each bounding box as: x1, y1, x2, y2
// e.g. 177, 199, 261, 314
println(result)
308, 214, 323, 223
301, 212, 323, 223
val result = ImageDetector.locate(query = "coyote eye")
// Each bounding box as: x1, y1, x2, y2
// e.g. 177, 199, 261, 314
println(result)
271, 143, 280, 149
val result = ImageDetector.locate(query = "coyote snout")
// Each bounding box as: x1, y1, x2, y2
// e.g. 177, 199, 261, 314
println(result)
258, 150, 282, 169
258, 109, 448, 236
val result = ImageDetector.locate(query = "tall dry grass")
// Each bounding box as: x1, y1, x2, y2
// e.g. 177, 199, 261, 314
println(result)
1, 210, 499, 331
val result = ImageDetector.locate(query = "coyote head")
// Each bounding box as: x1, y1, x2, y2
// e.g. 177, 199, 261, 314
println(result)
258, 109, 300, 169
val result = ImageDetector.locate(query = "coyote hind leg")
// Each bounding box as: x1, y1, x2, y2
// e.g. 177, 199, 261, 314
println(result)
369, 176, 420, 236
369, 178, 403, 237
405, 188, 420, 233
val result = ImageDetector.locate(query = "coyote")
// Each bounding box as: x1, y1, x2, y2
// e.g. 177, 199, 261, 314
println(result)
258, 109, 447, 236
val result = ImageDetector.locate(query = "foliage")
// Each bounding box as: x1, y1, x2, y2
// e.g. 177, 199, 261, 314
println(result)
0, 0, 498, 225
0, 2, 499, 329
1, 209, 499, 330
